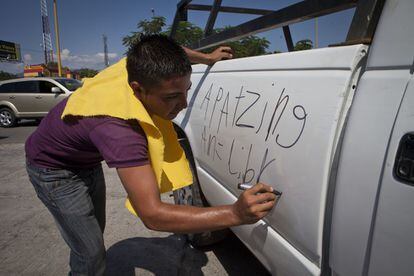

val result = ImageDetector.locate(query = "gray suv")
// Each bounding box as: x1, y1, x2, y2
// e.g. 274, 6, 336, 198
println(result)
0, 77, 82, 127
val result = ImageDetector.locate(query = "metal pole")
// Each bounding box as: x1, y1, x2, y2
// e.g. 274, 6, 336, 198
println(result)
103, 35, 109, 67
204, 0, 222, 36
315, 17, 318, 48
53, 0, 62, 77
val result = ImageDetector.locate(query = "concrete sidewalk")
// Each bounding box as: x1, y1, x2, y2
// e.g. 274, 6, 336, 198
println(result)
0, 143, 269, 275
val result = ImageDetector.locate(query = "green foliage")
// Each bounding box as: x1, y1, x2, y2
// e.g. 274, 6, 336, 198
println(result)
72, 68, 99, 78
165, 21, 203, 47
123, 16, 205, 49
122, 17, 270, 59
0, 71, 18, 81
224, 36, 270, 58
294, 39, 313, 51
204, 27, 269, 58
122, 16, 166, 48
46, 61, 58, 68
46, 62, 70, 72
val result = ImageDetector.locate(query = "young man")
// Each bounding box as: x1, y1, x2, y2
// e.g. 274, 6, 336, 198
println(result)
25, 35, 276, 275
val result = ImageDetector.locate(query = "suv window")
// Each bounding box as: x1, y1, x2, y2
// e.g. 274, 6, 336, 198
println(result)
0, 83, 16, 93
55, 78, 82, 91
13, 81, 39, 93
38, 81, 58, 93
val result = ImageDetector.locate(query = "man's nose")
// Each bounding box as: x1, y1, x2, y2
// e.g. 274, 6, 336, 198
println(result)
180, 94, 188, 109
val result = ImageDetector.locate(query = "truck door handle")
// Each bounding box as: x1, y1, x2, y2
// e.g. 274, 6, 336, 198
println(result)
35, 96, 42, 99
394, 133, 414, 185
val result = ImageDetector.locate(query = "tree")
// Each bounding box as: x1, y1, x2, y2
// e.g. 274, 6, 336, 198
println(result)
46, 61, 58, 69
224, 36, 270, 58
122, 16, 166, 48
73, 68, 99, 78
294, 39, 313, 51
0, 71, 17, 81
165, 21, 203, 47
202, 27, 269, 58
122, 17, 270, 59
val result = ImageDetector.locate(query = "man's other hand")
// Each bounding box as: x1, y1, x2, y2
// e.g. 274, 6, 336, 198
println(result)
206, 46, 233, 65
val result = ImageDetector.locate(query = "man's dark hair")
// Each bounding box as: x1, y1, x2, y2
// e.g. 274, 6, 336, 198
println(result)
126, 34, 192, 88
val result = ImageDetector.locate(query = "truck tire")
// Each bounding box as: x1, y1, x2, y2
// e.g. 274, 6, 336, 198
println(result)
173, 140, 229, 247
0, 107, 17, 128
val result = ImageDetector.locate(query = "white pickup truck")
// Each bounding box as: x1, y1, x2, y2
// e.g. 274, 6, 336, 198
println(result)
172, 0, 414, 275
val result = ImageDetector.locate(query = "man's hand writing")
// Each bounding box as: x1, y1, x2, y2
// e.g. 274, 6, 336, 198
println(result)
232, 182, 277, 224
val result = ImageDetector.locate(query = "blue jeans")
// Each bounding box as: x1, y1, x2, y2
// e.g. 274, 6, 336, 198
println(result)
26, 161, 106, 276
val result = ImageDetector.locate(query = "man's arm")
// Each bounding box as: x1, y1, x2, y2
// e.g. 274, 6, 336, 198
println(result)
183, 46, 233, 66
117, 164, 276, 233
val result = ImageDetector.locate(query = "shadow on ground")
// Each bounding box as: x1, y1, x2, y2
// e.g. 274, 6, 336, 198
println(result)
17, 119, 41, 127
203, 232, 270, 276
106, 233, 270, 276
106, 235, 208, 276
0, 119, 40, 129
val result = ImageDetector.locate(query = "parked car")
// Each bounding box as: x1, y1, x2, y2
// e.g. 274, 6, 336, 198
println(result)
0, 77, 82, 127
171, 0, 414, 275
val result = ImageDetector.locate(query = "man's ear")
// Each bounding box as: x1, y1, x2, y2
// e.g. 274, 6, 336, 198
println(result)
130, 81, 144, 99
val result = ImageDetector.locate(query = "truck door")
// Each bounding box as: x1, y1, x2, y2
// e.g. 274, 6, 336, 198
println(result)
367, 77, 414, 276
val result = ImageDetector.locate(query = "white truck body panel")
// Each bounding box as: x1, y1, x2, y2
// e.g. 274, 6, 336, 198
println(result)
172, 0, 414, 274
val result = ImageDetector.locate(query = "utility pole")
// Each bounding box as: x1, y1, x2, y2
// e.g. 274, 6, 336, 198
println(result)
151, 8, 155, 17
53, 0, 62, 77
315, 17, 318, 48
103, 35, 109, 67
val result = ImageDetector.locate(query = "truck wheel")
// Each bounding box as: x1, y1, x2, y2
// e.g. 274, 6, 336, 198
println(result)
0, 108, 17, 128
173, 143, 229, 247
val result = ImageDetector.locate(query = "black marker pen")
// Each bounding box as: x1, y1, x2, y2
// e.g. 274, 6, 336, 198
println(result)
237, 183, 282, 197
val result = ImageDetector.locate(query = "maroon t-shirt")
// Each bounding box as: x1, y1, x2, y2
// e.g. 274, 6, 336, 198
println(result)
25, 98, 149, 169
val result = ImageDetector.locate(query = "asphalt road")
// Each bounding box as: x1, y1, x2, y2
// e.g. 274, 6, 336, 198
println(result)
0, 121, 270, 275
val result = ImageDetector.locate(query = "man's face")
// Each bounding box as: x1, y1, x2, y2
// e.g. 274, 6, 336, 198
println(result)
131, 74, 192, 120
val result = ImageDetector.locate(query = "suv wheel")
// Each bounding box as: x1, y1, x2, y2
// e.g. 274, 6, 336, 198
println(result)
0, 108, 17, 128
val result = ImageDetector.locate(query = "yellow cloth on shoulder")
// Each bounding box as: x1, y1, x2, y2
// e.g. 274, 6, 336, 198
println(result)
61, 57, 193, 216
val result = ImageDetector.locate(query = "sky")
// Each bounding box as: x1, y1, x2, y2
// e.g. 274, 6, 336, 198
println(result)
0, 0, 355, 74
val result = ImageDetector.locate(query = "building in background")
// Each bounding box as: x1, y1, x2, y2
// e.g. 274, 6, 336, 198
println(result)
24, 63, 79, 79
